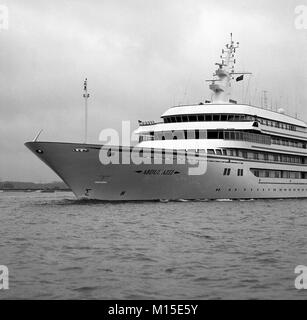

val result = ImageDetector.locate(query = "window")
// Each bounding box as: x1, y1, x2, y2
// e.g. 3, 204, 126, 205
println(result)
195, 130, 199, 139
223, 168, 231, 176
216, 149, 222, 155
208, 131, 219, 139
187, 130, 195, 139
207, 149, 215, 154
250, 169, 305, 180
252, 169, 260, 177
237, 169, 244, 176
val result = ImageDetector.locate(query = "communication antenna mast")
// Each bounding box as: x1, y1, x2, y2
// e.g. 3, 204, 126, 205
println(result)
83, 78, 90, 144
205, 33, 251, 104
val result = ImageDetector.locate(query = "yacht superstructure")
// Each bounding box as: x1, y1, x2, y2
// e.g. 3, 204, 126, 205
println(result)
25, 35, 307, 200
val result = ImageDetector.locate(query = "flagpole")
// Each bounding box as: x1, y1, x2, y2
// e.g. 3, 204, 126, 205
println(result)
83, 78, 90, 144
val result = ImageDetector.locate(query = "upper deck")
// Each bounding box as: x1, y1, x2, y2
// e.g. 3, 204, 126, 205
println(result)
161, 103, 306, 129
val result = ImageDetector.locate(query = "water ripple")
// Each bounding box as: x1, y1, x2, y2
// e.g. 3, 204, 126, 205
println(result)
0, 192, 306, 299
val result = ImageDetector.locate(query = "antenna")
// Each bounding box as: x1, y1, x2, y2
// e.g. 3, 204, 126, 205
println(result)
263, 90, 268, 109
83, 78, 90, 144
206, 33, 241, 103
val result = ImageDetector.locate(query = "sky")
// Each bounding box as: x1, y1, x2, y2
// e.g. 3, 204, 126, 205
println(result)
0, 0, 307, 182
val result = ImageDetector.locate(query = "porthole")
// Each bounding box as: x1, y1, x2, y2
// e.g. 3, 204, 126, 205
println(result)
36, 149, 43, 154
74, 148, 89, 153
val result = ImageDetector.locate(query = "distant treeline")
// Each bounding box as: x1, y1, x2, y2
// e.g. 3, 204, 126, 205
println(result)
0, 181, 70, 191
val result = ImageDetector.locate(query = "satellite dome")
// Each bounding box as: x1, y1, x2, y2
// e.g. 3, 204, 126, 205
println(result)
277, 108, 286, 114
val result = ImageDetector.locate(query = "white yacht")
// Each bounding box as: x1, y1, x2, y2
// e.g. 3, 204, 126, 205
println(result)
25, 35, 307, 201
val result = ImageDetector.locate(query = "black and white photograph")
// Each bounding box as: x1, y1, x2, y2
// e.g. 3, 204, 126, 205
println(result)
0, 0, 307, 304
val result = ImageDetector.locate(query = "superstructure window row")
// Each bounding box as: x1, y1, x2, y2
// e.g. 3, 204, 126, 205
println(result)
163, 113, 301, 132
216, 148, 304, 164
218, 148, 305, 164
139, 130, 270, 144
250, 169, 306, 179
139, 129, 306, 149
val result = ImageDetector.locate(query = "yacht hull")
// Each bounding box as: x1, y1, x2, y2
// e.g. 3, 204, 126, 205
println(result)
25, 141, 307, 201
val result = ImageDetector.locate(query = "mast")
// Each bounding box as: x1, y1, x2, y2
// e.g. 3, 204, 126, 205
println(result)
206, 33, 251, 104
83, 78, 90, 143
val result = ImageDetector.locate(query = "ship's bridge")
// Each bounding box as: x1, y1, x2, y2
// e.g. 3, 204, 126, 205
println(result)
160, 104, 306, 129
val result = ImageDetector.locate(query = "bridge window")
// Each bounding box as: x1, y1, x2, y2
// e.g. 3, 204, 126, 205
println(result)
216, 149, 222, 155
161, 114, 302, 132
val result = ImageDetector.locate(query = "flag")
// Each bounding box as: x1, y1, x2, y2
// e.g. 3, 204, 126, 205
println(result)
236, 75, 244, 82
